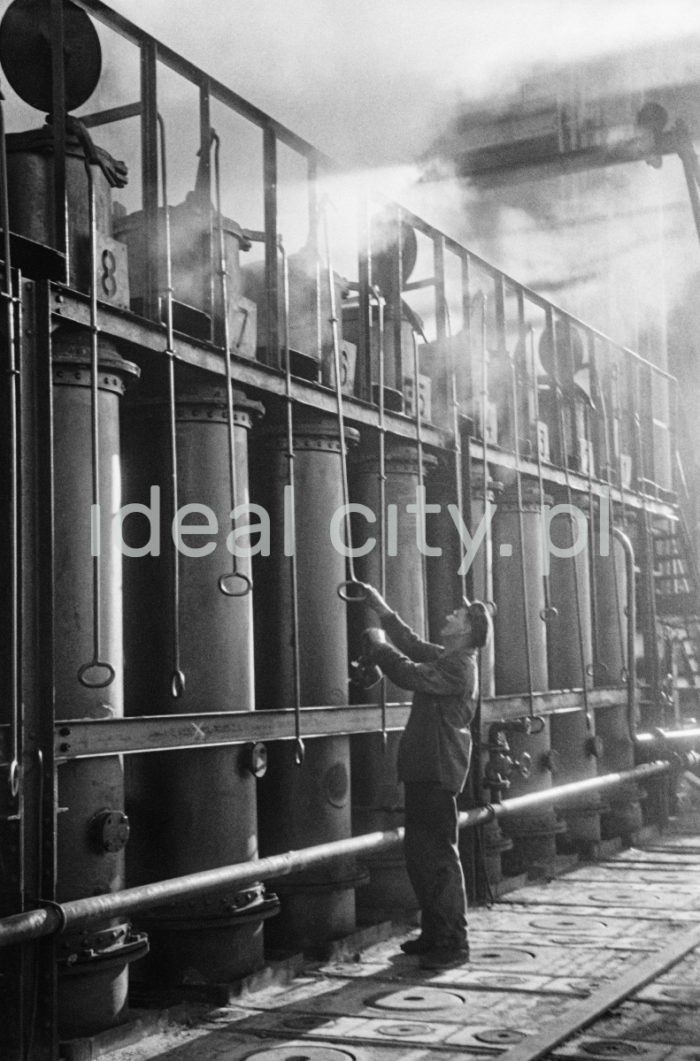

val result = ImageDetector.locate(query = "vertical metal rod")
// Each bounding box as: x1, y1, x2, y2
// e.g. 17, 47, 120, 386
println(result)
528, 326, 556, 622
322, 205, 357, 584
49, 0, 68, 281
34, 280, 58, 1058
263, 127, 279, 367
633, 363, 660, 705
434, 236, 467, 599
307, 156, 322, 365
198, 80, 215, 343
356, 193, 372, 403
212, 131, 252, 599
26, 746, 45, 1059
449, 317, 467, 603
391, 206, 403, 399
370, 281, 388, 750
478, 291, 492, 613
140, 40, 160, 320
279, 237, 304, 766
555, 322, 592, 730
509, 334, 537, 718
613, 527, 638, 741
411, 314, 428, 636
596, 344, 627, 681
0, 88, 20, 797
585, 336, 601, 676
77, 163, 115, 690
156, 114, 185, 698
614, 358, 628, 527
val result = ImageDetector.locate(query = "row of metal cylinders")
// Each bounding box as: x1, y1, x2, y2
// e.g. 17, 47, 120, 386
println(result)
48, 324, 633, 1040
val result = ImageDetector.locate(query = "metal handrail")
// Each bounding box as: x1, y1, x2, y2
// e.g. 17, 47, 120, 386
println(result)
42, 3, 675, 523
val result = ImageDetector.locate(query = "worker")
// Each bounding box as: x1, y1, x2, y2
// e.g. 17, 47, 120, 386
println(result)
357, 584, 491, 969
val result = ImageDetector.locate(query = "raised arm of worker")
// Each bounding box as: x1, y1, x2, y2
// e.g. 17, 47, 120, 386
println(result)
359, 582, 442, 664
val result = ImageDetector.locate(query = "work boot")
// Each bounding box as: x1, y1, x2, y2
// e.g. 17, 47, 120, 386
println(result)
418, 945, 470, 970
400, 935, 434, 955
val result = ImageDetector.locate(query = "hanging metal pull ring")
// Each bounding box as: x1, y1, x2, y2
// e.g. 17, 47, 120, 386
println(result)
157, 113, 186, 699
219, 571, 253, 597
78, 660, 116, 690
337, 580, 368, 603
8, 759, 20, 799
322, 200, 357, 581
279, 236, 304, 767
77, 160, 115, 690
540, 605, 559, 622
212, 130, 252, 600
368, 278, 389, 752
170, 669, 186, 699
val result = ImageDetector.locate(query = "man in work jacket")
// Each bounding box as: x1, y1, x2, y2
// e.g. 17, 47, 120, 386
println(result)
359, 584, 491, 970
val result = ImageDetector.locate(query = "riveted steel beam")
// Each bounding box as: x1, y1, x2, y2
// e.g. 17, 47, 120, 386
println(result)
43, 690, 632, 761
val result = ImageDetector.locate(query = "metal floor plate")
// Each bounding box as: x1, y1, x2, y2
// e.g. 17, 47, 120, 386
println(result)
101, 822, 700, 1061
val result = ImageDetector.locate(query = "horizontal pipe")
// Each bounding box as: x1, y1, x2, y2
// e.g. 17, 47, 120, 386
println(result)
636, 727, 700, 744
0, 761, 669, 949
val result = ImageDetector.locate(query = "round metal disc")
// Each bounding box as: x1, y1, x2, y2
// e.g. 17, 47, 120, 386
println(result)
370, 987, 464, 1011
281, 1016, 325, 1032
0, 0, 102, 112
581, 1041, 646, 1056
475, 1028, 527, 1045
242, 1049, 356, 1061
376, 1023, 436, 1038
588, 891, 662, 904
530, 916, 608, 932
470, 947, 536, 965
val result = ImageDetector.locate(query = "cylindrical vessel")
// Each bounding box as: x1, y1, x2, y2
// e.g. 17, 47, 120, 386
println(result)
123, 379, 272, 984
114, 200, 251, 346
547, 502, 593, 690
595, 703, 643, 840
492, 482, 548, 694
6, 126, 113, 294
425, 458, 463, 640
52, 329, 145, 1038
342, 303, 414, 409
550, 709, 602, 852
591, 503, 628, 687
254, 418, 359, 950
241, 249, 347, 375
349, 444, 433, 917
501, 717, 566, 874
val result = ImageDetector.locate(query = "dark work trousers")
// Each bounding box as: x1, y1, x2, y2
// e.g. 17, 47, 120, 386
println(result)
403, 783, 468, 948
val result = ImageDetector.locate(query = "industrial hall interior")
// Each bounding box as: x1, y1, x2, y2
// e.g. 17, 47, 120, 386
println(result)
5, 1, 700, 1059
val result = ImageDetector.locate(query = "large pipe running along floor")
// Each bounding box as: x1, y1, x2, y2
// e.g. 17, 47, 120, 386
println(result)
0, 761, 669, 949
